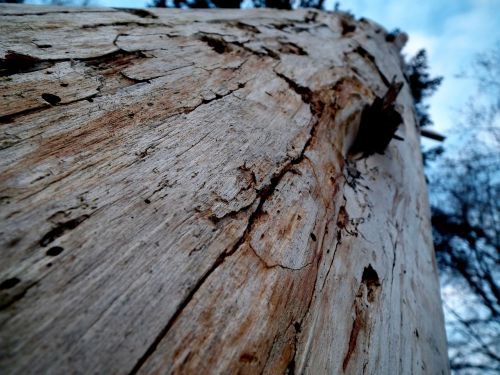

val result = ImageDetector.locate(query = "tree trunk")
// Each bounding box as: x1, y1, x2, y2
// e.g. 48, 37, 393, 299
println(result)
0, 5, 448, 374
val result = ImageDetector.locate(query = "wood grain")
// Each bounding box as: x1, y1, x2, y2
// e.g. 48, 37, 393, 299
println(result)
0, 5, 448, 374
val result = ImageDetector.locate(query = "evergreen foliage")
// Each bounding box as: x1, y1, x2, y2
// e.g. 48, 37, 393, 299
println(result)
406, 49, 442, 127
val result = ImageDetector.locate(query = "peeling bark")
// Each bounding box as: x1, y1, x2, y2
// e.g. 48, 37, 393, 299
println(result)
0, 5, 448, 375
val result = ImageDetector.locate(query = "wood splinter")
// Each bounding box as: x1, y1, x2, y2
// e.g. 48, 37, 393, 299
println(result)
349, 79, 404, 159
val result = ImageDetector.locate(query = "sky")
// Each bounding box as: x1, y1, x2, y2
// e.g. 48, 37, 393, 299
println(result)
330, 0, 500, 138
26, 0, 500, 138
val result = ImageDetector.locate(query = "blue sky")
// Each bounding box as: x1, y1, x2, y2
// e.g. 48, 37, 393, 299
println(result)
330, 0, 500, 136
27, 0, 500, 136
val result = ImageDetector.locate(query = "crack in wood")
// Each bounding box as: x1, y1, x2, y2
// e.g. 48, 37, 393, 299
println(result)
342, 264, 381, 372
39, 214, 90, 247
285, 321, 300, 375
128, 71, 330, 374
352, 46, 390, 87
0, 10, 123, 17
247, 242, 313, 271
0, 279, 39, 310
81, 21, 163, 29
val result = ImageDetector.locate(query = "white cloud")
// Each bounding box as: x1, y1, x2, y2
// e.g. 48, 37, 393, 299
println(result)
343, 0, 500, 135
403, 32, 439, 58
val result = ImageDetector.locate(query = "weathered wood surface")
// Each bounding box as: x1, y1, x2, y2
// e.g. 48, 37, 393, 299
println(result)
0, 4, 448, 374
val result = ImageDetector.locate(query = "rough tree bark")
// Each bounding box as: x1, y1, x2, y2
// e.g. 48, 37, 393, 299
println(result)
0, 4, 448, 374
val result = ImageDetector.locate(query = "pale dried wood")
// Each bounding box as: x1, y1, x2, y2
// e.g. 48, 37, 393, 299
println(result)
0, 5, 448, 375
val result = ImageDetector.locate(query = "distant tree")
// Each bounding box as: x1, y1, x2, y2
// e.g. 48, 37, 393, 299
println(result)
406, 49, 443, 127
150, 0, 325, 10
153, 0, 211, 8
252, 0, 292, 10
299, 0, 325, 9
425, 44, 500, 374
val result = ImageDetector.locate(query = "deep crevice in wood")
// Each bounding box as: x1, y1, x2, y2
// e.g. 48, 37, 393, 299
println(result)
129, 69, 330, 373
352, 46, 391, 87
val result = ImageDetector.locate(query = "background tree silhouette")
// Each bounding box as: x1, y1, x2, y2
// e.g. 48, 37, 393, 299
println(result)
425, 44, 500, 374
151, 0, 325, 10
406, 49, 443, 127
